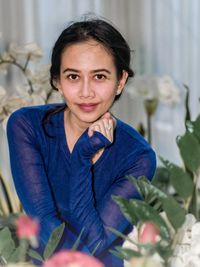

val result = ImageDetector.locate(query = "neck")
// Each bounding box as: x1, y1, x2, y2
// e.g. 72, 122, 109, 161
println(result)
64, 109, 91, 137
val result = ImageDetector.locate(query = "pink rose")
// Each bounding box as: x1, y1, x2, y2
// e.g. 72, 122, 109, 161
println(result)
43, 250, 105, 267
139, 221, 160, 244
16, 215, 40, 239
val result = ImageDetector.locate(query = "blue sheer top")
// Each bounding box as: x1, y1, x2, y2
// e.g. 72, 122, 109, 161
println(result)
7, 104, 156, 267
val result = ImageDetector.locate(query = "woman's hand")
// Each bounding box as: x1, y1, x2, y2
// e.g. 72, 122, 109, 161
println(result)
88, 112, 116, 143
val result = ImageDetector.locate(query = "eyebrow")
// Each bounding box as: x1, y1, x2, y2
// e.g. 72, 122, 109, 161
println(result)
62, 68, 111, 74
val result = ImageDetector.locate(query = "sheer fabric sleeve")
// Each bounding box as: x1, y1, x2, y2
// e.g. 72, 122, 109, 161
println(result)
6, 111, 89, 253
63, 131, 156, 255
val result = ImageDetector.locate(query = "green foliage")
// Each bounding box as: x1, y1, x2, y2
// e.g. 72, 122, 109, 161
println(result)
113, 195, 170, 241
43, 222, 65, 260
0, 219, 67, 265
110, 246, 141, 260
177, 132, 200, 172
111, 113, 200, 264
0, 226, 25, 264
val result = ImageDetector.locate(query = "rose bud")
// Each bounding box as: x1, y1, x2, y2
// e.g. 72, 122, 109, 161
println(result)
139, 221, 160, 244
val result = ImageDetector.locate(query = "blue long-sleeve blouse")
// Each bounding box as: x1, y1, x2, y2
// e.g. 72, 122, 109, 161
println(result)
7, 104, 156, 267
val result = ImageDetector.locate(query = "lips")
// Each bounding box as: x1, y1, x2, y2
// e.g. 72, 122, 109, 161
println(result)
78, 103, 99, 112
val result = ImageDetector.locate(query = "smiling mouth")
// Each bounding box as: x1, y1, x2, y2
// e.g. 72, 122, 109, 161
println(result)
78, 103, 99, 112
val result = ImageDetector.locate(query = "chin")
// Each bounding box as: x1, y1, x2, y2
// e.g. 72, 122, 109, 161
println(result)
76, 112, 103, 124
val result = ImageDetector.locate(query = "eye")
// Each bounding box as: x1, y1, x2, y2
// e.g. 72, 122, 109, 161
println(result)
94, 74, 107, 80
67, 74, 79, 80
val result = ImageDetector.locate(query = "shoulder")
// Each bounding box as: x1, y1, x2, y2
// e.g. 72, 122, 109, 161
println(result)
7, 103, 63, 127
8, 103, 63, 121
115, 118, 151, 151
114, 118, 156, 179
6, 103, 64, 138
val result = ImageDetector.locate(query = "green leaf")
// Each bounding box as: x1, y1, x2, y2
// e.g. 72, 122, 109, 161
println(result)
43, 223, 65, 260
113, 246, 141, 260
112, 196, 138, 225
177, 132, 200, 172
110, 247, 141, 261
8, 246, 23, 263
90, 241, 102, 256
133, 179, 186, 231
162, 196, 185, 230
0, 238, 15, 261
169, 164, 194, 199
0, 227, 16, 261
28, 249, 44, 262
0, 227, 12, 250
128, 199, 171, 241
152, 167, 170, 191
128, 176, 152, 200
112, 196, 170, 241
107, 226, 137, 245
127, 176, 145, 198
190, 115, 200, 141
71, 227, 85, 251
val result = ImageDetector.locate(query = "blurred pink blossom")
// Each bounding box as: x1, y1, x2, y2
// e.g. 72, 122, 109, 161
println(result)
43, 250, 104, 267
16, 215, 39, 239
139, 222, 160, 244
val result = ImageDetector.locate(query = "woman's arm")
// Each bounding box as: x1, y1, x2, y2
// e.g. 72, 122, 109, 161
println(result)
65, 129, 156, 255
6, 110, 89, 253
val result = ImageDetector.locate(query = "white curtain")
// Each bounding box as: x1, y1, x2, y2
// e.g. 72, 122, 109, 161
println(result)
0, 0, 200, 172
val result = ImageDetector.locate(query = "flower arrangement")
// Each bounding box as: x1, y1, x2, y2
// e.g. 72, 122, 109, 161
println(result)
127, 75, 181, 144
0, 214, 104, 267
0, 40, 63, 217
0, 40, 63, 124
109, 112, 200, 267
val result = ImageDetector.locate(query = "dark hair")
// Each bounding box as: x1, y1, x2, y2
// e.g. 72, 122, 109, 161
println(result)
43, 17, 134, 135
50, 18, 134, 92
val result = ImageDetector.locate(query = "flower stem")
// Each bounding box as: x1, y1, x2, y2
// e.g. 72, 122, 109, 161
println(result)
147, 113, 152, 145
19, 239, 29, 262
0, 58, 34, 93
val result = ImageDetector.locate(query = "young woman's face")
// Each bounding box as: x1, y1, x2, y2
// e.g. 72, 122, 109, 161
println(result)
57, 40, 128, 127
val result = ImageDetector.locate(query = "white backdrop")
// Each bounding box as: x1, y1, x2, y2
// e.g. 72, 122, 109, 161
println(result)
0, 0, 200, 183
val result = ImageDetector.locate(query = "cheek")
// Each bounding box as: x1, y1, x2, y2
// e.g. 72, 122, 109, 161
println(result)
98, 84, 117, 99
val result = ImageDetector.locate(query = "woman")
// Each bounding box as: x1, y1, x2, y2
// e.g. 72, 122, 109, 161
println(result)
7, 18, 156, 267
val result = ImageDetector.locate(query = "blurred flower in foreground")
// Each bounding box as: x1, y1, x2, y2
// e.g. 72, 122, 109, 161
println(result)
169, 214, 200, 267
157, 75, 180, 106
16, 214, 40, 247
139, 221, 160, 244
129, 256, 164, 267
43, 250, 104, 267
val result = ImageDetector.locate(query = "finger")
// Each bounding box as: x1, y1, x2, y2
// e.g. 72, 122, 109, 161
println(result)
102, 118, 113, 142
107, 119, 114, 141
88, 123, 101, 137
88, 126, 95, 137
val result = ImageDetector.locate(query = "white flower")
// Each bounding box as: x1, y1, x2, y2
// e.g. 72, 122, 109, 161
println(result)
170, 214, 200, 267
23, 43, 43, 58
127, 75, 181, 107
9, 42, 43, 60
129, 256, 164, 267
0, 86, 6, 97
0, 86, 8, 121
157, 75, 180, 105
4, 95, 31, 114
128, 75, 158, 100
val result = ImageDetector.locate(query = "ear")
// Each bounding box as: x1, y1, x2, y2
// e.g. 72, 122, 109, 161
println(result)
116, 70, 129, 95
54, 79, 63, 95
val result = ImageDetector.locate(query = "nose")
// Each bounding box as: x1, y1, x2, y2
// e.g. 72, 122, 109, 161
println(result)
79, 78, 95, 98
